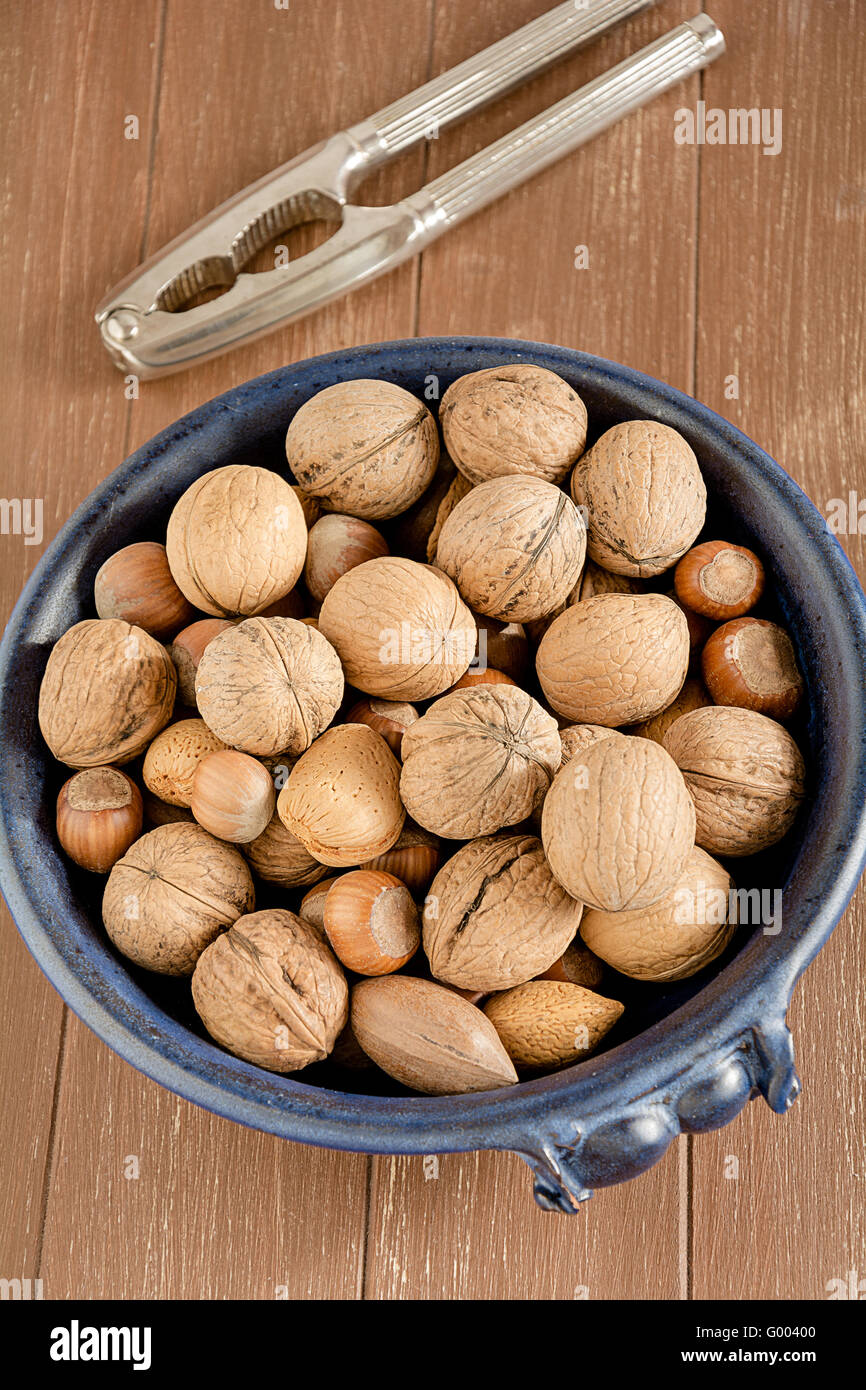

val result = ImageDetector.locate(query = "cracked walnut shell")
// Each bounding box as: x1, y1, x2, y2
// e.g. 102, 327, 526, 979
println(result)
400, 685, 561, 839
435, 475, 586, 623
423, 831, 583, 992
195, 617, 344, 757
570, 420, 706, 576
166, 465, 307, 616
285, 379, 439, 520
192, 909, 348, 1072
39, 619, 176, 768
439, 364, 587, 486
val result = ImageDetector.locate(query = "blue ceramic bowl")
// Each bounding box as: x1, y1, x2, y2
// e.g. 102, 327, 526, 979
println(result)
2, 338, 866, 1213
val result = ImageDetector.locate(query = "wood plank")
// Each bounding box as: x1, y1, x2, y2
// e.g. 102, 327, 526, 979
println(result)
38, 0, 436, 1300
0, 0, 162, 1283
691, 0, 866, 1299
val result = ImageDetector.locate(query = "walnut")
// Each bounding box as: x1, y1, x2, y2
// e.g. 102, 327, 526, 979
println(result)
541, 734, 695, 912
242, 812, 330, 888
191, 909, 348, 1072
166, 464, 307, 616
435, 475, 586, 622
439, 364, 587, 486
569, 420, 706, 576
423, 831, 583, 991
559, 724, 619, 765
102, 822, 254, 975
318, 556, 476, 700
143, 718, 228, 806
285, 379, 439, 519
627, 675, 711, 744
536, 593, 689, 726
39, 619, 176, 768
195, 617, 344, 757
277, 724, 405, 867
399, 686, 561, 839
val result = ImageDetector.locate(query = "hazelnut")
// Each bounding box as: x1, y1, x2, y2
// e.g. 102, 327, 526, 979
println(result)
447, 668, 517, 692
195, 617, 344, 757
102, 822, 254, 975
668, 589, 714, 666
663, 705, 805, 856
166, 464, 307, 616
285, 379, 439, 519
323, 870, 420, 975
472, 613, 530, 684
538, 938, 605, 991
541, 735, 695, 912
435, 475, 586, 622
627, 675, 712, 745
192, 909, 348, 1072
570, 420, 706, 576
168, 618, 236, 706
701, 617, 804, 719
190, 749, 275, 843
56, 767, 143, 873
674, 540, 765, 619
277, 724, 405, 867
94, 541, 194, 638
360, 822, 442, 897
423, 831, 583, 992
536, 593, 689, 727
318, 557, 476, 700
243, 811, 329, 888
439, 364, 587, 486
400, 686, 561, 839
255, 587, 306, 621
388, 455, 462, 562
581, 844, 737, 982
483, 980, 623, 1071
39, 619, 176, 768
303, 513, 390, 602
345, 697, 419, 758
143, 718, 228, 806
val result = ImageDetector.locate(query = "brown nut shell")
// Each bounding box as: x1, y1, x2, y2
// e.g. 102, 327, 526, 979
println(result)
570, 420, 706, 576
400, 685, 561, 839
285, 379, 439, 520
537, 938, 605, 991
483, 980, 624, 1070
56, 767, 143, 874
142, 717, 228, 807
536, 593, 689, 727
351, 976, 518, 1094
435, 475, 586, 623
627, 676, 712, 745
190, 749, 276, 844
195, 616, 344, 757
581, 844, 737, 982
439, 364, 588, 486
94, 541, 195, 639
361, 822, 442, 897
39, 619, 176, 768
166, 465, 307, 616
674, 540, 765, 620
168, 618, 236, 706
243, 811, 329, 888
277, 724, 405, 867
344, 697, 419, 758
701, 617, 804, 719
323, 870, 420, 975
303, 513, 390, 602
192, 909, 348, 1072
423, 832, 583, 992
559, 724, 619, 765
318, 556, 475, 700
662, 705, 805, 856
102, 822, 254, 975
541, 735, 695, 912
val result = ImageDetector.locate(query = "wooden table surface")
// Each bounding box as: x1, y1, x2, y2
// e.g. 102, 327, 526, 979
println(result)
1, 0, 864, 1301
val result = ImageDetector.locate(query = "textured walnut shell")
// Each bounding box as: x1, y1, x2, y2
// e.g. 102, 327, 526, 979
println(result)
536, 593, 689, 726
142, 718, 228, 806
559, 724, 618, 765
277, 724, 405, 867
541, 735, 695, 912
573, 558, 646, 601
39, 619, 176, 768
191, 909, 348, 1072
483, 980, 623, 1070
435, 475, 586, 623
166, 465, 307, 616
425, 473, 473, 562
102, 822, 254, 975
318, 557, 475, 700
570, 420, 706, 576
627, 675, 711, 745
581, 844, 737, 982
423, 832, 583, 992
439, 364, 588, 486
242, 812, 329, 888
351, 976, 518, 1094
662, 705, 806, 856
285, 379, 439, 520
195, 617, 343, 757
400, 686, 561, 839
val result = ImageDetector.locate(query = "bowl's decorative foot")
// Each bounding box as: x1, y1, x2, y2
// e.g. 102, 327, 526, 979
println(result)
520, 1147, 593, 1213
752, 1018, 801, 1113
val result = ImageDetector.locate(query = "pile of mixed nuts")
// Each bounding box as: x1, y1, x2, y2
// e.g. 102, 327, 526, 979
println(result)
38, 364, 807, 1095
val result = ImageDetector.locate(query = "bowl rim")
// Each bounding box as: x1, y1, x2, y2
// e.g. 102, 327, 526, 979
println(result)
2, 335, 866, 1156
